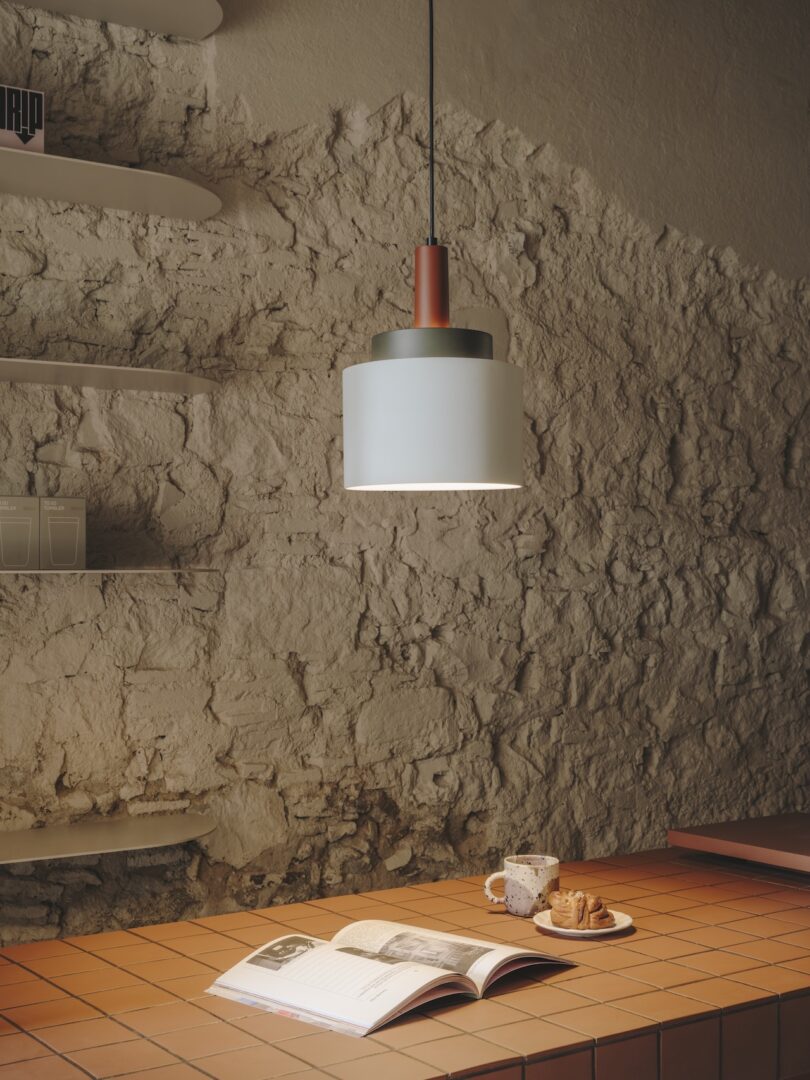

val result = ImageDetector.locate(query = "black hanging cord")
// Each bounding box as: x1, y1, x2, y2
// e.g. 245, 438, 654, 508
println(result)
428, 0, 437, 245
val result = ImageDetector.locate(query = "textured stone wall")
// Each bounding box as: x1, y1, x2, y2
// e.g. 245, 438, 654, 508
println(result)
0, 4, 807, 943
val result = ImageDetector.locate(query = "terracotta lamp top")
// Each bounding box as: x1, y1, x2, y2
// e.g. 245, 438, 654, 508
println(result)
414, 244, 450, 328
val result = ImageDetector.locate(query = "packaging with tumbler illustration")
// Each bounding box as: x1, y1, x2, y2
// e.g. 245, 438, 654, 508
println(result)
0, 496, 40, 570
40, 498, 86, 570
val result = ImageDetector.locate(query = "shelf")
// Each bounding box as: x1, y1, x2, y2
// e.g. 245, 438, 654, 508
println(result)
14, 0, 223, 39
0, 569, 218, 576
668, 813, 810, 874
0, 357, 218, 395
0, 813, 216, 865
0, 147, 221, 220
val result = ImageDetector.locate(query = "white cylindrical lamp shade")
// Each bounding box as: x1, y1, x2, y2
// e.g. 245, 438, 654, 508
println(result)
343, 351, 523, 491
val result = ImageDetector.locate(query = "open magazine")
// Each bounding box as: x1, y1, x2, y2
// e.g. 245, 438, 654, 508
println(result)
208, 919, 573, 1036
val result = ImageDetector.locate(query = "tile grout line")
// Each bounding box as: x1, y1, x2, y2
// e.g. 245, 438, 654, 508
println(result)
0, 941, 253, 1077
1, 859, 807, 1077
0, 937, 799, 1071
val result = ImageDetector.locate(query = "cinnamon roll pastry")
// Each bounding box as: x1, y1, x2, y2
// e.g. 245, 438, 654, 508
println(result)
549, 888, 615, 930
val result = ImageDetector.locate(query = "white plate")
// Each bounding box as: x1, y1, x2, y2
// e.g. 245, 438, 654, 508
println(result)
532, 909, 633, 937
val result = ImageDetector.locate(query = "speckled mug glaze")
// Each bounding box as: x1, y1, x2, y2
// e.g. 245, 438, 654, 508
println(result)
483, 854, 560, 917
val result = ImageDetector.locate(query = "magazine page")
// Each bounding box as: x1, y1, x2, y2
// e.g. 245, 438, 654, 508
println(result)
331, 920, 572, 995
208, 932, 475, 1037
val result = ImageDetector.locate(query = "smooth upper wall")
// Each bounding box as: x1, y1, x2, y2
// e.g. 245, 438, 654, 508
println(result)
213, 0, 810, 279
0, 0, 807, 941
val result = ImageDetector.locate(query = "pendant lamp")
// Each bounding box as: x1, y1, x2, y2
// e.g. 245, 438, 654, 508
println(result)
342, 0, 523, 491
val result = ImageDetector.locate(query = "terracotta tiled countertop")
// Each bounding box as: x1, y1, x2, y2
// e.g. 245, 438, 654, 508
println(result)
1, 848, 809, 1080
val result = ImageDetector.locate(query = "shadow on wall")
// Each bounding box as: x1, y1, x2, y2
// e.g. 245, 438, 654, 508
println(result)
0, 846, 204, 945
87, 504, 184, 570
455, 307, 510, 363
215, 0, 293, 35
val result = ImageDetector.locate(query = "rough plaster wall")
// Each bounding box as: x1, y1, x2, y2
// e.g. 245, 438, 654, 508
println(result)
0, 5, 808, 943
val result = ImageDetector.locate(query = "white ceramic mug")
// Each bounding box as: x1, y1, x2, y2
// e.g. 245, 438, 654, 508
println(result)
483, 854, 560, 917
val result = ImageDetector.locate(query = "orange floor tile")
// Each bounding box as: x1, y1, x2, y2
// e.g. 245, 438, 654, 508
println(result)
0, 848, 806, 1079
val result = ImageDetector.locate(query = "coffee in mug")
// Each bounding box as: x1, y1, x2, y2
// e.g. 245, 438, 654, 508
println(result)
483, 854, 560, 917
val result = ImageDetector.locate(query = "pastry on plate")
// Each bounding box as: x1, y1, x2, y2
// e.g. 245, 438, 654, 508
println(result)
549, 888, 615, 930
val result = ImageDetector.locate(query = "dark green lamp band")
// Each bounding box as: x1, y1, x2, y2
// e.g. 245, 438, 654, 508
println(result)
371, 327, 493, 362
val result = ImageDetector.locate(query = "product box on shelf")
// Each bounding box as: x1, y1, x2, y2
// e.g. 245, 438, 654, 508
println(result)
0, 84, 45, 152
0, 496, 40, 571
40, 498, 86, 571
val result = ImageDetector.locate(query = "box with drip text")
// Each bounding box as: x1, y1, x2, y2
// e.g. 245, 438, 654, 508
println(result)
1, 84, 45, 152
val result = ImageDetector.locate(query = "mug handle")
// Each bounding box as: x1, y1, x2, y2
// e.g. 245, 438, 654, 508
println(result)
484, 871, 506, 904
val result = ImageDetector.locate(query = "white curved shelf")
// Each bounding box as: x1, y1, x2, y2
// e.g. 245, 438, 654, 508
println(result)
0, 813, 216, 865
14, 0, 223, 39
0, 147, 220, 220
0, 357, 217, 395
